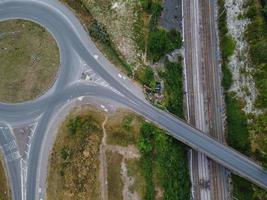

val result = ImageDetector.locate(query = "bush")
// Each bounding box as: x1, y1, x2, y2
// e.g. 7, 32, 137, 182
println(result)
225, 93, 251, 155
221, 35, 236, 60
147, 29, 169, 61
66, 115, 98, 136
89, 20, 110, 44
232, 175, 254, 200
140, 0, 153, 12
251, 42, 267, 65
135, 66, 156, 88
221, 63, 233, 90
161, 60, 184, 118
254, 64, 267, 107
148, 29, 183, 61
247, 5, 257, 18
148, 2, 163, 31
168, 29, 183, 49
263, 3, 267, 17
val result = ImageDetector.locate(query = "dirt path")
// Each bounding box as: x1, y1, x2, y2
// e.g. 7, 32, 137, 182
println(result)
99, 116, 108, 200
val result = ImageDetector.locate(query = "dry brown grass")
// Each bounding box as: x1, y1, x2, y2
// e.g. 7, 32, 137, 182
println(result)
125, 159, 146, 199
0, 155, 10, 200
105, 109, 143, 146
46, 105, 105, 200
106, 151, 123, 200
0, 19, 59, 103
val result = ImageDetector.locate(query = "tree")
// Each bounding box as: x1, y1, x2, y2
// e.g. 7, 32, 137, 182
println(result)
140, 0, 152, 12
168, 29, 183, 49
263, 3, 267, 17
148, 29, 169, 61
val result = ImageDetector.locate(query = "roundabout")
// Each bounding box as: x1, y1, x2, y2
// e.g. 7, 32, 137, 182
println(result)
0, 19, 59, 103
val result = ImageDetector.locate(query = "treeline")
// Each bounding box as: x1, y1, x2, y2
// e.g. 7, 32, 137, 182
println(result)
244, 0, 267, 171
217, 0, 250, 155
245, 0, 267, 108
218, 0, 267, 199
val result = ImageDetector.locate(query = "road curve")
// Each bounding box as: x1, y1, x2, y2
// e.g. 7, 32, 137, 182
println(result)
0, 1, 266, 200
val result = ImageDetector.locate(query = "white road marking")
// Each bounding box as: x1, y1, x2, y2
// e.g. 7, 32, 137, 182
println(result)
0, 127, 8, 140
7, 151, 21, 162
93, 54, 99, 60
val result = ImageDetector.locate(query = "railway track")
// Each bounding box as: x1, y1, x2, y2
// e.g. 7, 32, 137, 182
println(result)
183, 0, 211, 199
199, 1, 230, 199
183, 0, 230, 199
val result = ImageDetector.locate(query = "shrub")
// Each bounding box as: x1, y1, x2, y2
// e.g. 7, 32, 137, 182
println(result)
148, 2, 163, 31
89, 20, 110, 44
232, 175, 254, 200
225, 93, 251, 155
161, 60, 184, 118
221, 35, 236, 60
148, 29, 183, 61
140, 0, 153, 12
66, 115, 98, 136
135, 66, 156, 88
221, 63, 233, 90
168, 29, 183, 49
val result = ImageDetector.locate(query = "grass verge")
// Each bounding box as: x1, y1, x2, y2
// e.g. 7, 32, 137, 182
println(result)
0, 156, 10, 200
60, 0, 133, 76
0, 19, 59, 103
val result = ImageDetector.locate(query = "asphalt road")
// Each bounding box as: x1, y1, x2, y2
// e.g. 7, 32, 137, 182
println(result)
0, 1, 266, 200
